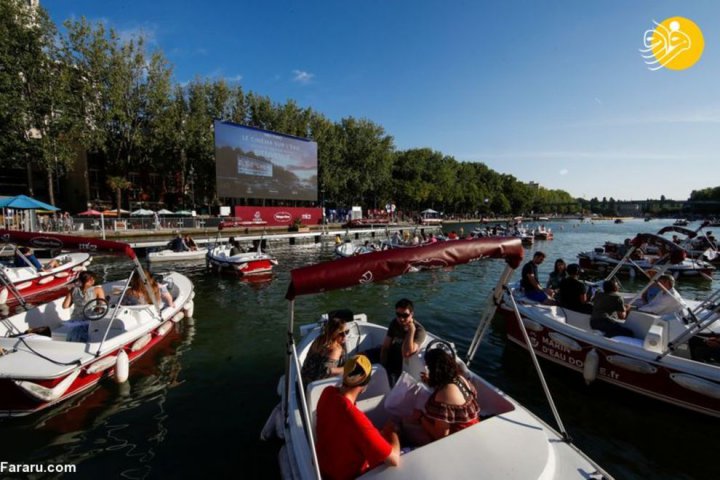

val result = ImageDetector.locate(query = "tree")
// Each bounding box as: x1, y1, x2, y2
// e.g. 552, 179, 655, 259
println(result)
107, 176, 131, 216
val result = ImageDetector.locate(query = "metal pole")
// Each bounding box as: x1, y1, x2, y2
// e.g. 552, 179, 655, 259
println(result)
506, 289, 570, 441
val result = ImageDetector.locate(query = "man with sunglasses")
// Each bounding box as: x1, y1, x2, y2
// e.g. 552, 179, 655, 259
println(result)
380, 298, 426, 385
316, 355, 400, 479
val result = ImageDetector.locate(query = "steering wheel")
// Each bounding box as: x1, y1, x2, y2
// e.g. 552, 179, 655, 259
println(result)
83, 298, 110, 321
424, 339, 457, 359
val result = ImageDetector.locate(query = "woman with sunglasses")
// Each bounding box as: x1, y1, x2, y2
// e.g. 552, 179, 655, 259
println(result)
301, 309, 354, 386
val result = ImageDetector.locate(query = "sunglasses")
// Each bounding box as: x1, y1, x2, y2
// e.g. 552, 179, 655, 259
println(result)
396, 312, 411, 319
337, 329, 350, 337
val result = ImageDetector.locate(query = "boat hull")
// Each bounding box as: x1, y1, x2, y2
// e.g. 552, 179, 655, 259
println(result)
1, 253, 91, 308
500, 306, 720, 417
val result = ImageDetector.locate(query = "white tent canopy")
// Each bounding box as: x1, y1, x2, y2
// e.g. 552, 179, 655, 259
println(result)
421, 208, 439, 214
131, 208, 154, 216
156, 209, 174, 215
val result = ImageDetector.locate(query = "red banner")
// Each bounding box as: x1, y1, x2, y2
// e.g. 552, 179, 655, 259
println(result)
232, 206, 323, 226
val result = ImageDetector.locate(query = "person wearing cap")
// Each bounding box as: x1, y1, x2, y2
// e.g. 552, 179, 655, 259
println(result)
316, 355, 400, 479
557, 264, 593, 314
301, 310, 352, 386
380, 298, 426, 385
639, 274, 685, 316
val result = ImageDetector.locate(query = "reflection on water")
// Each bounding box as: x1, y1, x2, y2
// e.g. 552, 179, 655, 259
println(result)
1, 219, 718, 479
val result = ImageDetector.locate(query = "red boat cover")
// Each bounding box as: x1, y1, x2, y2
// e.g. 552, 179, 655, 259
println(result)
0, 230, 137, 259
286, 237, 523, 299
656, 226, 697, 239
631, 233, 686, 264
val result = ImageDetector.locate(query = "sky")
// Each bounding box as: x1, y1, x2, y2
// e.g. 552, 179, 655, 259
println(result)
42, 0, 720, 201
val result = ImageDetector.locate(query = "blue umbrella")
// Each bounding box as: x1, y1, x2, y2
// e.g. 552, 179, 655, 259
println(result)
0, 195, 60, 211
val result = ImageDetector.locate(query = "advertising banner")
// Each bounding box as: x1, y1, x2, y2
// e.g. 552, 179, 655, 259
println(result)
230, 206, 323, 226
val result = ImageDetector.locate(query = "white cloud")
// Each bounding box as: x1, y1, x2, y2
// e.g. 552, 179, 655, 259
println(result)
226, 74, 243, 83
116, 23, 159, 46
292, 69, 315, 84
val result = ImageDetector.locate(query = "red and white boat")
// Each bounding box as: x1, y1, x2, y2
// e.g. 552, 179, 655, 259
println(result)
0, 230, 195, 417
500, 234, 720, 417
1, 244, 91, 309
262, 239, 611, 479
206, 243, 278, 275
578, 233, 715, 280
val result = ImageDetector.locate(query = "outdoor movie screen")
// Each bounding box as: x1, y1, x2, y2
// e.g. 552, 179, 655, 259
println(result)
214, 120, 318, 201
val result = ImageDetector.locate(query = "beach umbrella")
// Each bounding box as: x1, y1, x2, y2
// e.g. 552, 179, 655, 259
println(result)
131, 208, 154, 216
156, 209, 174, 215
77, 209, 104, 216
421, 208, 438, 214
0, 195, 59, 211
174, 210, 193, 216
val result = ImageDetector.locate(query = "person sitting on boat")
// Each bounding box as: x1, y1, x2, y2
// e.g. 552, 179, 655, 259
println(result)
425, 232, 438, 244
228, 236, 244, 256
63, 271, 106, 316
415, 347, 480, 443
521, 251, 554, 303
168, 234, 189, 253
689, 334, 720, 364
546, 258, 567, 292
315, 355, 401, 478
590, 279, 634, 338
301, 310, 352, 387
557, 264, 594, 314
13, 247, 59, 271
381, 299, 427, 385
183, 235, 198, 251
122, 271, 174, 308
639, 274, 685, 316
447, 230, 458, 240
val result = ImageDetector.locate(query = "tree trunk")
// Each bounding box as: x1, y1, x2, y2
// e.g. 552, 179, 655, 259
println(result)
116, 189, 121, 217
47, 167, 55, 206
26, 159, 34, 196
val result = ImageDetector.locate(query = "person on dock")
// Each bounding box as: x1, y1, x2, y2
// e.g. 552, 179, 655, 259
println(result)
381, 298, 426, 385
301, 310, 352, 386
315, 355, 400, 479
590, 279, 634, 337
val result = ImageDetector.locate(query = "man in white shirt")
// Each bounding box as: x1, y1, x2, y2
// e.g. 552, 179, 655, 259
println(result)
640, 275, 686, 316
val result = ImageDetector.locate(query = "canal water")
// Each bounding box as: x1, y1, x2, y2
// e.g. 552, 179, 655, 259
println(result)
1, 219, 718, 479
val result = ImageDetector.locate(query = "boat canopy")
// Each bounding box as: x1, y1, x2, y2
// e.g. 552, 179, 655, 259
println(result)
657, 226, 697, 238
631, 233, 686, 264
0, 230, 137, 259
286, 237, 523, 299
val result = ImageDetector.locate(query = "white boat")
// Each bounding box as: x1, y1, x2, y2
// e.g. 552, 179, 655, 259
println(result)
0, 247, 92, 309
501, 233, 720, 417
0, 230, 195, 417
206, 243, 278, 275
147, 248, 208, 263
262, 238, 611, 479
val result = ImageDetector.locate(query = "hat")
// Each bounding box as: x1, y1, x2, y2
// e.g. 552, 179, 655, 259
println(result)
343, 355, 372, 387
567, 263, 581, 275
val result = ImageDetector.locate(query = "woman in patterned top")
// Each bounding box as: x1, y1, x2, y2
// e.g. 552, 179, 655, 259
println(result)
419, 348, 480, 441
301, 309, 354, 386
